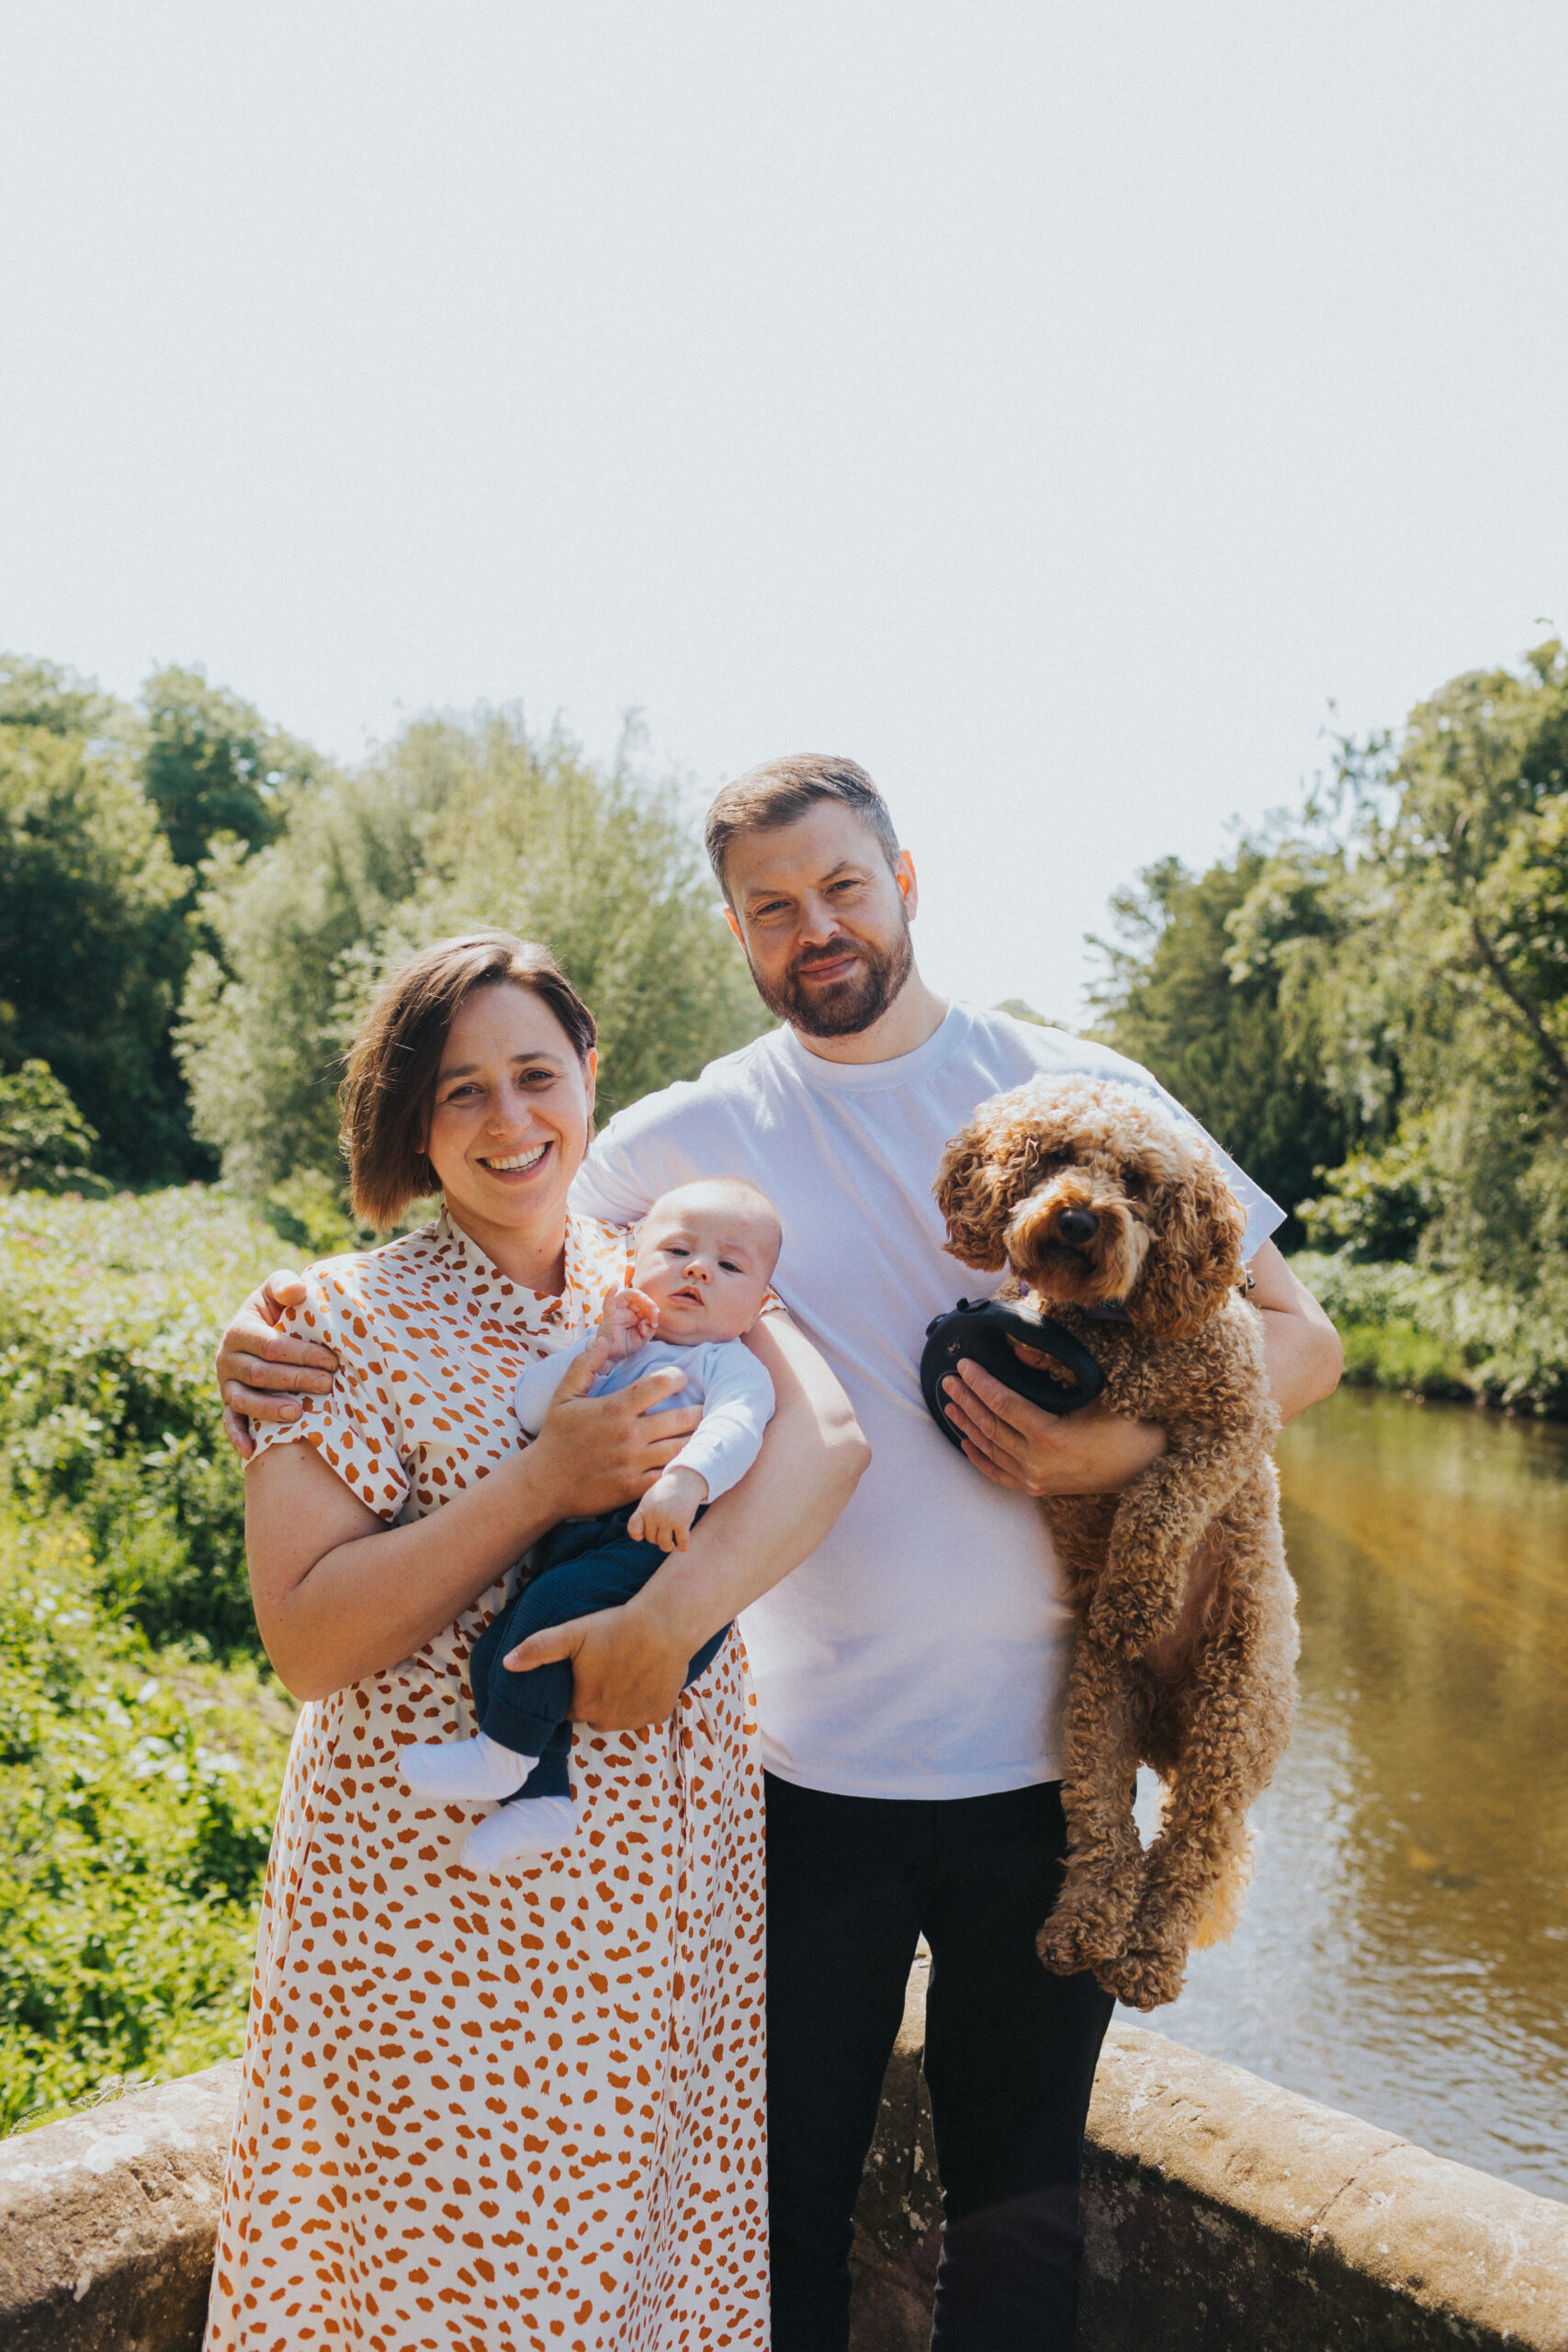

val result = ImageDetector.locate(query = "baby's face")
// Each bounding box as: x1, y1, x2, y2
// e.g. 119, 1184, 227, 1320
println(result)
633, 1199, 775, 1345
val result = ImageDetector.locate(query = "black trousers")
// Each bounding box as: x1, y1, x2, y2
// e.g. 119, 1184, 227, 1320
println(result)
467, 1508, 728, 1799
765, 1773, 1114, 2352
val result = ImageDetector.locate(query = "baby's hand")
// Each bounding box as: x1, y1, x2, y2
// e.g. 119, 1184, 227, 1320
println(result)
627, 1464, 708, 1553
597, 1285, 659, 1363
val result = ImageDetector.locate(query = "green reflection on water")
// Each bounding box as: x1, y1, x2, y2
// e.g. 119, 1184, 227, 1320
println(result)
1131, 1386, 1568, 2199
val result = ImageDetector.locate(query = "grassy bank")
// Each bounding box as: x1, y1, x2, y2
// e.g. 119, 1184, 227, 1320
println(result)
1292, 1252, 1568, 1416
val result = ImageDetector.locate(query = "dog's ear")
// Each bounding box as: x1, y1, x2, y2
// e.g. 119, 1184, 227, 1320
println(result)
1131, 1148, 1247, 1340
935, 1099, 1046, 1270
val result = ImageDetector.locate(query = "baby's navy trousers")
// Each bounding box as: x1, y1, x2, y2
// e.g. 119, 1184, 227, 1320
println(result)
467, 1506, 728, 1801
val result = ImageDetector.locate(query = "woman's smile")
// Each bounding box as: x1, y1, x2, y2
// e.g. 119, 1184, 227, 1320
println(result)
477, 1140, 551, 1177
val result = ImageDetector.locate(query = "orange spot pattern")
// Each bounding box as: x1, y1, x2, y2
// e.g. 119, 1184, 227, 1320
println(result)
206, 1212, 768, 2351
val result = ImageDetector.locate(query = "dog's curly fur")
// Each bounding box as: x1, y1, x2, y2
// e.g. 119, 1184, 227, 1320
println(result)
935, 1075, 1299, 2010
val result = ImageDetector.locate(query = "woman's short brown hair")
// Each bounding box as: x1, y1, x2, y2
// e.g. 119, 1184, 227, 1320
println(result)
340, 932, 595, 1230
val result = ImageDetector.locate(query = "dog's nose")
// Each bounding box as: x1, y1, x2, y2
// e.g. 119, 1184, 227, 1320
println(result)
1056, 1206, 1100, 1244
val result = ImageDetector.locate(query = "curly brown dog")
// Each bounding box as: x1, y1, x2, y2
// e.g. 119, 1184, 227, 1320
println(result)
935, 1074, 1299, 2010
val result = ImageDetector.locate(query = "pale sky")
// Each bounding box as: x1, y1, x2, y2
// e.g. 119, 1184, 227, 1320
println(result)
3, 2, 1564, 1020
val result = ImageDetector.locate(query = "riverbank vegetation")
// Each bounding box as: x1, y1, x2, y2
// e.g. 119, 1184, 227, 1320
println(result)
1093, 637, 1568, 1412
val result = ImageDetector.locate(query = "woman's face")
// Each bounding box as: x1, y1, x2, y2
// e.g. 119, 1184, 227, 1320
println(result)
423, 983, 596, 1246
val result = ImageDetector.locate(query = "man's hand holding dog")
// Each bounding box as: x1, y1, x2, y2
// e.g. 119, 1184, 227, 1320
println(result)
942, 1366, 1166, 1496
943, 1238, 1342, 1495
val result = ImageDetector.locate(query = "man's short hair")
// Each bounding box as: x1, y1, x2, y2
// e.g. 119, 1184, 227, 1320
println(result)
704, 755, 900, 901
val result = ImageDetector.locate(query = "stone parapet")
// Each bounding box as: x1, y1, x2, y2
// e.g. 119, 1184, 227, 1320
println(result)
850, 1980, 1568, 2352
0, 2061, 240, 2352
4, 1984, 1566, 2351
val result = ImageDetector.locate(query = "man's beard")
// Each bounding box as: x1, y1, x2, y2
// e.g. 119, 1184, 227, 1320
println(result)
750, 919, 914, 1039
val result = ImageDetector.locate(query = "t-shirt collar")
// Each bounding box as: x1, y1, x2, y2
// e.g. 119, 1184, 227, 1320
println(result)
772, 1002, 971, 1091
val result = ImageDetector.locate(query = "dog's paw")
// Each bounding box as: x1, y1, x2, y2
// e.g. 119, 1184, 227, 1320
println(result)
1037, 1906, 1128, 1977
1094, 1942, 1189, 2011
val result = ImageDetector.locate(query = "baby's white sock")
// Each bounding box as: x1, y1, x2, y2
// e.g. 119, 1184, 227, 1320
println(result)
401, 1733, 536, 1801
463, 1796, 579, 1873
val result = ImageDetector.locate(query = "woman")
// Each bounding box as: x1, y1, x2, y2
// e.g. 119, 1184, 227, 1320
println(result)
206, 932, 863, 2352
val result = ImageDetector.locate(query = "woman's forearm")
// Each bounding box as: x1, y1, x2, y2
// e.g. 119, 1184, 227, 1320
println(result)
247, 1345, 704, 1702
246, 1442, 572, 1700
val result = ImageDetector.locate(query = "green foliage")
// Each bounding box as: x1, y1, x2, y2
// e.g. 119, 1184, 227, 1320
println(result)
0, 1188, 282, 1657
179, 708, 769, 1203
1089, 848, 1350, 1244
0, 684, 197, 1184
5, 657, 763, 1206
1292, 1252, 1568, 1412
0, 1512, 293, 2136
1095, 639, 1568, 1407
1231, 642, 1568, 1297
0, 655, 120, 741
0, 1062, 104, 1195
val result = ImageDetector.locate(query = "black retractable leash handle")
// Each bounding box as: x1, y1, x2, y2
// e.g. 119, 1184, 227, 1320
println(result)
919, 1297, 1106, 1450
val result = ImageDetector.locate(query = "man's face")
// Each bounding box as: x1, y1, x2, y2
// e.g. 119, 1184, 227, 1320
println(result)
723, 803, 918, 1039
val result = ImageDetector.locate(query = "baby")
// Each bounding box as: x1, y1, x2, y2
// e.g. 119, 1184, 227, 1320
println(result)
402, 1178, 780, 1874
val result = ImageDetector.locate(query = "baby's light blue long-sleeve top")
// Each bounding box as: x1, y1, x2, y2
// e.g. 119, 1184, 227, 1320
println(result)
514, 1334, 775, 1504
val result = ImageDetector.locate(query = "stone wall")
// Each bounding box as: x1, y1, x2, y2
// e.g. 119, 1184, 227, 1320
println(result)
849, 1953, 1568, 2352
5, 1966, 1566, 2352
0, 2062, 237, 2352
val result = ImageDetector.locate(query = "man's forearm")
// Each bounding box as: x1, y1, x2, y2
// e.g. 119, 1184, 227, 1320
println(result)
1251, 1240, 1343, 1423
623, 1316, 867, 1655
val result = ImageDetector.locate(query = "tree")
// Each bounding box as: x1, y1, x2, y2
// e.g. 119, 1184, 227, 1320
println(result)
0, 673, 196, 1183
179, 707, 769, 1205
1229, 640, 1568, 1287
141, 667, 322, 875
1089, 846, 1350, 1242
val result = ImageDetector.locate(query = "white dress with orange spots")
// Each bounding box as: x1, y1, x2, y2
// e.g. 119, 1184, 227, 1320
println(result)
205, 1210, 769, 2352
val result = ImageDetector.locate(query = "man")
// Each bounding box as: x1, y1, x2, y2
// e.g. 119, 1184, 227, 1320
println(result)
218, 756, 1341, 2350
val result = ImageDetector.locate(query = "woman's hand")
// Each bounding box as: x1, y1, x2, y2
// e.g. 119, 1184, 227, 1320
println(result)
525, 1345, 702, 1517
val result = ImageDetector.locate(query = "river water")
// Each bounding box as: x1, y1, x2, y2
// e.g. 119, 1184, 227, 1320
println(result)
1122, 1385, 1568, 2200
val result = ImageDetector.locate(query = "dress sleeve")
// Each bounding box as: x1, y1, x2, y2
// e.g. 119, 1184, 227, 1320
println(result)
248, 1258, 413, 1522
669, 1344, 776, 1504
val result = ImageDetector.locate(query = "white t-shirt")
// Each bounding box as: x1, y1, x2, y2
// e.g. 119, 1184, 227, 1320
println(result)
570, 1004, 1283, 1801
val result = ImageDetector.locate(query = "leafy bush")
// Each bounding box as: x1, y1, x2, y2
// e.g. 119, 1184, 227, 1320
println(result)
0, 1062, 105, 1195
0, 1188, 281, 1657
1293, 1250, 1568, 1412
0, 1510, 293, 2135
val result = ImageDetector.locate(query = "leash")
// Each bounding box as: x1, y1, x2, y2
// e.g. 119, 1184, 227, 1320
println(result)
919, 1298, 1105, 1449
